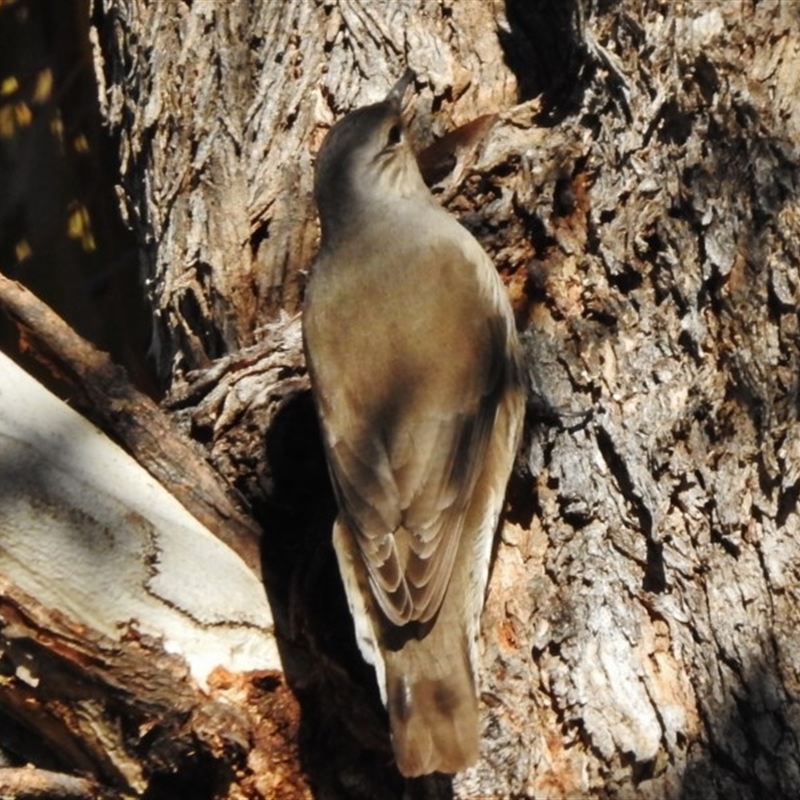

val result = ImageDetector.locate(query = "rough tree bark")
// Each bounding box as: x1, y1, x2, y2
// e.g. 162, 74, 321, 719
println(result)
2, 0, 799, 798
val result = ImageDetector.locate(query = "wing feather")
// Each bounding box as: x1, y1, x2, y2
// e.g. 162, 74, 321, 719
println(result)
305, 235, 518, 626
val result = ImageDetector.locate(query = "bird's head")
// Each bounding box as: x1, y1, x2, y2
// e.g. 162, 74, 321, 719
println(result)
314, 70, 428, 245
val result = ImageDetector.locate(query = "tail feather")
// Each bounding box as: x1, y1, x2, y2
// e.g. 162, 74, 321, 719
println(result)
335, 515, 480, 776
385, 636, 479, 776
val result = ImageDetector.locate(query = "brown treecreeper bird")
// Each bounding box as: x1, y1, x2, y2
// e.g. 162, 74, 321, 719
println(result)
303, 70, 525, 777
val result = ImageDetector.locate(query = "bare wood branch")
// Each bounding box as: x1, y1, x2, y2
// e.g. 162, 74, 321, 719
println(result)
0, 273, 262, 579
0, 767, 118, 800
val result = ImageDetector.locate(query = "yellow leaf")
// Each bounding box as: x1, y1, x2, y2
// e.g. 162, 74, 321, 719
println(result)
67, 204, 87, 238
51, 113, 64, 139
15, 239, 32, 261
14, 101, 31, 127
0, 104, 14, 137
67, 203, 97, 252
0, 102, 28, 136
0, 76, 18, 96
33, 68, 52, 103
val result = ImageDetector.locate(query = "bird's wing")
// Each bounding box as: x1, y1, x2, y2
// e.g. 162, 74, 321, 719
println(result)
305, 239, 519, 626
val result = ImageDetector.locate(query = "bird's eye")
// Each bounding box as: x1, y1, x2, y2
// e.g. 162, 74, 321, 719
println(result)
386, 123, 402, 146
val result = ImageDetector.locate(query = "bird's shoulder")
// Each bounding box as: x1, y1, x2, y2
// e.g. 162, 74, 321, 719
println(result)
309, 201, 503, 308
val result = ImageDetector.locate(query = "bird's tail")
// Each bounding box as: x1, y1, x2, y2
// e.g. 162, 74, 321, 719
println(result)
384, 626, 479, 777
332, 515, 484, 776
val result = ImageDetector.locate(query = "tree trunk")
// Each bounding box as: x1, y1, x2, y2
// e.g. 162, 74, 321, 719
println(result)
92, 0, 517, 386
2, 0, 799, 797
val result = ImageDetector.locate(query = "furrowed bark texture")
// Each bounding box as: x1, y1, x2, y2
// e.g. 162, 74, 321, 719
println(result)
94, 0, 515, 386
467, 3, 800, 798
84, 0, 800, 798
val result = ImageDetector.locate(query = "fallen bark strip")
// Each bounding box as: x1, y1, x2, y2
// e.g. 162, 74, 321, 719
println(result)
0, 273, 262, 579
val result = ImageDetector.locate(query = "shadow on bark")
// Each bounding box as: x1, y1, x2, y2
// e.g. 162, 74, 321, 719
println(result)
680, 659, 800, 800
260, 390, 453, 798
499, 0, 585, 103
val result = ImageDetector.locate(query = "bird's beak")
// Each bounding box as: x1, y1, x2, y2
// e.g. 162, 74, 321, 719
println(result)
386, 68, 416, 112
